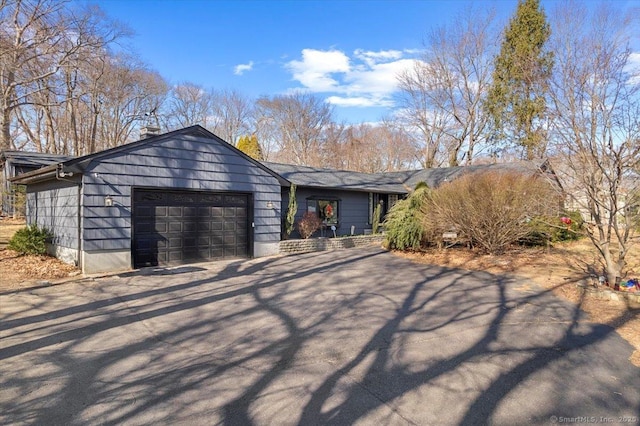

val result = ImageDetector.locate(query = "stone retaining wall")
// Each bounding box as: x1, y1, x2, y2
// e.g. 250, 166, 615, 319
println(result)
279, 235, 385, 255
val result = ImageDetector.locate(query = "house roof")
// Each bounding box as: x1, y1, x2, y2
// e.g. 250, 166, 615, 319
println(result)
263, 162, 409, 194
1, 151, 73, 168
398, 161, 553, 190
264, 160, 555, 194
10, 126, 289, 186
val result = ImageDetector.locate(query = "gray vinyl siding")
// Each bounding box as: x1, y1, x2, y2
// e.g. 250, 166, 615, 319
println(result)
81, 133, 281, 252
25, 180, 79, 249
283, 187, 371, 238
1, 162, 11, 214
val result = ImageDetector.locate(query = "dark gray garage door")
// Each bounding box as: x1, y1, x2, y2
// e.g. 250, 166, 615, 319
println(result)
133, 189, 250, 267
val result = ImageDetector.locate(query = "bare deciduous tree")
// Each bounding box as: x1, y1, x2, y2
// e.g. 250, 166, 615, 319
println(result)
94, 56, 167, 150
397, 7, 497, 167
255, 92, 335, 166
549, 1, 640, 286
330, 121, 417, 173
0, 0, 125, 151
211, 88, 253, 145
163, 82, 214, 130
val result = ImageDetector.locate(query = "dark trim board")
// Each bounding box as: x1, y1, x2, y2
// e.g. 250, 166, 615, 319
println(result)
131, 187, 253, 268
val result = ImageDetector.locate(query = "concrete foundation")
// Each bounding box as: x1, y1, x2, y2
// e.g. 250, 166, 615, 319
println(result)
47, 244, 78, 266
254, 241, 280, 258
82, 250, 131, 275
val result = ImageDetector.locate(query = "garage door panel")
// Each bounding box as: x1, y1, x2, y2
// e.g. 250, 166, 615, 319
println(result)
183, 222, 197, 232
184, 237, 198, 248
133, 189, 250, 268
136, 222, 154, 233
136, 206, 154, 218
154, 222, 168, 233
168, 250, 183, 262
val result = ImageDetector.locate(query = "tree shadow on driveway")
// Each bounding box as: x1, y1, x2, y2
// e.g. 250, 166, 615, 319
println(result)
0, 247, 638, 425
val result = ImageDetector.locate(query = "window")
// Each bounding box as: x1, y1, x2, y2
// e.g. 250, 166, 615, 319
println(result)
307, 197, 339, 226
388, 194, 399, 208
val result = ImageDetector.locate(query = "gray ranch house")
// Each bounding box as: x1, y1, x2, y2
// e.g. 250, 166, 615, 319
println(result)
9, 125, 560, 274
266, 159, 560, 239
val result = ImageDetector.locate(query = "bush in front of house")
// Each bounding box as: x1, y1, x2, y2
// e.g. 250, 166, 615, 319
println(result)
384, 184, 433, 250
427, 170, 557, 254
297, 212, 323, 239
524, 210, 584, 245
8, 224, 53, 255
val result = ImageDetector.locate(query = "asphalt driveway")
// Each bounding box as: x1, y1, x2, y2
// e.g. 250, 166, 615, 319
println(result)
1, 247, 639, 425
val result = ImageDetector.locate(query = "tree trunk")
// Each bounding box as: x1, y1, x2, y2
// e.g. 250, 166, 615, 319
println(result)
0, 95, 11, 151
0, 104, 12, 151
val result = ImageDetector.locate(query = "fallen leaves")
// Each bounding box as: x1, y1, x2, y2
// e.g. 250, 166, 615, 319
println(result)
0, 249, 79, 287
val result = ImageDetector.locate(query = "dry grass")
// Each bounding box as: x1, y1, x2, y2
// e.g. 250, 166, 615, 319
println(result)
0, 217, 25, 247
396, 239, 640, 366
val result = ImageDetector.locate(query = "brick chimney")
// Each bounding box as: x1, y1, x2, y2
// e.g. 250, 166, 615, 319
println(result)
140, 125, 160, 139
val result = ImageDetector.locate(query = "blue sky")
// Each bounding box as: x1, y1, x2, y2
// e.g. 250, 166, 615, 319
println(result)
92, 0, 639, 124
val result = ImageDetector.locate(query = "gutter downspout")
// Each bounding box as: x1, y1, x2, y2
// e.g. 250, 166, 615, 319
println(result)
77, 183, 82, 271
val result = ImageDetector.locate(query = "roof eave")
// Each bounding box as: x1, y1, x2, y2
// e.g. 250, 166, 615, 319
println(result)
10, 165, 59, 184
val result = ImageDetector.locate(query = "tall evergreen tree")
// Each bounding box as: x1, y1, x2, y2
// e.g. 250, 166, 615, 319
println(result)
237, 134, 264, 160
485, 0, 553, 160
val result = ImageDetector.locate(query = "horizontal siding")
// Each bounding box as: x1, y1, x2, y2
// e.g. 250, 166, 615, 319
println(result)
284, 188, 371, 238
26, 182, 79, 249
81, 134, 282, 252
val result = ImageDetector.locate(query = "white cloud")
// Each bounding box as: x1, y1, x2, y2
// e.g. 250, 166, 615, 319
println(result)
326, 96, 393, 107
354, 49, 403, 67
627, 52, 640, 84
286, 49, 350, 91
285, 48, 420, 108
234, 61, 254, 76
345, 59, 417, 97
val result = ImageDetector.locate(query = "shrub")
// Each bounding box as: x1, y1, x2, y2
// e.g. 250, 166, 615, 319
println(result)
524, 210, 584, 245
428, 170, 558, 254
372, 202, 382, 234
384, 185, 432, 250
8, 225, 53, 255
297, 212, 323, 239
283, 184, 297, 239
